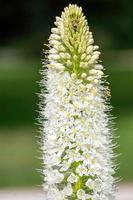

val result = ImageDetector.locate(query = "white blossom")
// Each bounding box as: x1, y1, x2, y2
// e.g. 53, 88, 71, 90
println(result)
67, 173, 79, 183
45, 170, 64, 184
40, 4, 116, 200
76, 165, 88, 177
77, 189, 91, 200
63, 183, 73, 196
86, 178, 102, 192
59, 160, 71, 172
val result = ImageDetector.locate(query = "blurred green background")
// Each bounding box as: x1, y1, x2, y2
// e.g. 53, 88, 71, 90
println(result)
0, 0, 133, 187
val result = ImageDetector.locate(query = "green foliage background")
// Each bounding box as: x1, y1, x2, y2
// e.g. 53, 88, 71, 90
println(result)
0, 0, 133, 187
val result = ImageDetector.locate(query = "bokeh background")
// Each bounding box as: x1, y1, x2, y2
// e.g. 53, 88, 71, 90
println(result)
0, 0, 133, 189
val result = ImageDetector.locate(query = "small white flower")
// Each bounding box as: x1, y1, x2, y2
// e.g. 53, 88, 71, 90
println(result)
77, 189, 89, 200
45, 153, 61, 166
45, 170, 64, 184
86, 179, 95, 189
86, 178, 102, 192
86, 83, 93, 90
63, 183, 73, 196
76, 165, 88, 177
82, 152, 92, 166
59, 161, 71, 172
64, 149, 83, 163
94, 179, 102, 191
67, 173, 79, 183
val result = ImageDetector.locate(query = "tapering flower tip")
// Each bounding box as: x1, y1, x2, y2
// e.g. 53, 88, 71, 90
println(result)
48, 4, 104, 83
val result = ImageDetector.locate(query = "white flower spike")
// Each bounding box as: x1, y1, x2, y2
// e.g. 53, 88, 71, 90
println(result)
40, 4, 116, 200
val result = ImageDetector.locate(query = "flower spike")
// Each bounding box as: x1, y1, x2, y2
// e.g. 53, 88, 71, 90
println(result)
40, 4, 116, 200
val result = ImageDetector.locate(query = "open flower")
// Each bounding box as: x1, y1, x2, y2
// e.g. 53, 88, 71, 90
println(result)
45, 170, 64, 184
76, 164, 88, 177
86, 178, 102, 192
63, 183, 73, 196
77, 189, 91, 200
67, 173, 79, 183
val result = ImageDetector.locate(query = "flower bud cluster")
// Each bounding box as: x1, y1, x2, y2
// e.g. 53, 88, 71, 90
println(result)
48, 4, 104, 85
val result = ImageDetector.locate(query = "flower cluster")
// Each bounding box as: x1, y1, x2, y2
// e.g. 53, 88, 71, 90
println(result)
41, 4, 116, 200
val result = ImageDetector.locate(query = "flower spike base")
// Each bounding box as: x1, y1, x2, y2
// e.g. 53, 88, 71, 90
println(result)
40, 4, 116, 200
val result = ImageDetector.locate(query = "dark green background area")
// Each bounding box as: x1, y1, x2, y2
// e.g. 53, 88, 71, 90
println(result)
0, 58, 133, 126
0, 0, 133, 187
